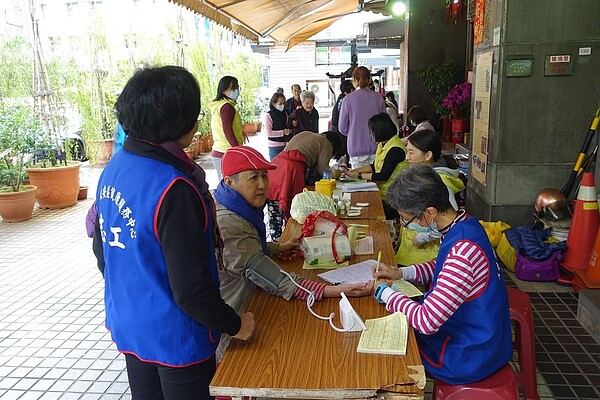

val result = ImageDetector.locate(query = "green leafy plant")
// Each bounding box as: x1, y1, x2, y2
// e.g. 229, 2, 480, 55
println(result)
421, 61, 462, 116
0, 105, 40, 192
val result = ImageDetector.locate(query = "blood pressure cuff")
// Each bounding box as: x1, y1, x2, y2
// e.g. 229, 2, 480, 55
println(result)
244, 252, 287, 295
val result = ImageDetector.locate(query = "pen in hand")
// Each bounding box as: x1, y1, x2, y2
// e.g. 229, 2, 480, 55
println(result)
374, 250, 382, 285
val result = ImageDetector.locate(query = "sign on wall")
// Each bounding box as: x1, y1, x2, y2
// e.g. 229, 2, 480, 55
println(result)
472, 51, 494, 186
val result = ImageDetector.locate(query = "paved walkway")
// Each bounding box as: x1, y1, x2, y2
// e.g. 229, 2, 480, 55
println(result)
1, 129, 600, 399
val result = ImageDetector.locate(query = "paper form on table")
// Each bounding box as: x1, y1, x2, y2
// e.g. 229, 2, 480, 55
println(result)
357, 312, 408, 355
317, 259, 377, 285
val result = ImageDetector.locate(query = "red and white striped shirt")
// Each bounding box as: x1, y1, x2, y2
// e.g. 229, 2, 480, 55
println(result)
293, 279, 326, 301
387, 210, 491, 335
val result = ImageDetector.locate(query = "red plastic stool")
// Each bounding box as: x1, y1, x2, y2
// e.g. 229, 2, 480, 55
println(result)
507, 287, 540, 400
433, 364, 518, 399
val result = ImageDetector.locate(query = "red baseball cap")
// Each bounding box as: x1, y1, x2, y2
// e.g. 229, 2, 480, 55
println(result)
221, 146, 276, 177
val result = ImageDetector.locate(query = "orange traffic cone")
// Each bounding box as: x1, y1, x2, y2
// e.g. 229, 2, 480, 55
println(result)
562, 172, 600, 271
574, 225, 600, 288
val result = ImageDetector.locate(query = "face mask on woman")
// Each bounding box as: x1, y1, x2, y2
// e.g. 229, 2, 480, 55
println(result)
228, 89, 240, 101
274, 104, 285, 112
407, 221, 438, 233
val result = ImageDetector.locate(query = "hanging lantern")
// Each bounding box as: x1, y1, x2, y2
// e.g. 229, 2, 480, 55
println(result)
445, 0, 466, 25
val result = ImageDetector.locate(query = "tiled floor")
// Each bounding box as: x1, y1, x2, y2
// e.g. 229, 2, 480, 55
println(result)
1, 131, 600, 399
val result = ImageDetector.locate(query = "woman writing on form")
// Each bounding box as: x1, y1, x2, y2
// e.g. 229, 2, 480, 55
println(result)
373, 165, 512, 385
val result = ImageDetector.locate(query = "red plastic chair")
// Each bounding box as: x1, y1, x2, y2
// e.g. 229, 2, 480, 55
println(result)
507, 287, 540, 400
433, 364, 518, 399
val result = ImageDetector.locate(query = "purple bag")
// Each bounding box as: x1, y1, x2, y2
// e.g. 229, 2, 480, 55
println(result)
85, 201, 97, 238
515, 251, 562, 282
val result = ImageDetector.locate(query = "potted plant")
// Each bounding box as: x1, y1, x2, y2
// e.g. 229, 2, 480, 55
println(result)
25, 115, 82, 210
0, 105, 39, 222
421, 61, 462, 140
441, 82, 472, 143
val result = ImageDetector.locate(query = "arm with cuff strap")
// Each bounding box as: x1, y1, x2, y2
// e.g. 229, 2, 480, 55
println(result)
245, 252, 325, 301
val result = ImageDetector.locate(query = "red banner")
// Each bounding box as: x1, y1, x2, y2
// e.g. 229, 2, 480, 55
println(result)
474, 0, 485, 45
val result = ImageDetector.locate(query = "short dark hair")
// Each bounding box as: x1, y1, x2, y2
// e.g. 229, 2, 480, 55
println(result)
387, 164, 452, 215
115, 66, 200, 143
368, 112, 397, 142
214, 76, 239, 101
340, 80, 354, 94
268, 93, 285, 112
322, 131, 344, 160
407, 105, 427, 124
408, 129, 441, 162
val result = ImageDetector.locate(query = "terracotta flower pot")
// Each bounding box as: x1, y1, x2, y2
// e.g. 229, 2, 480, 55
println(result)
95, 138, 113, 165
451, 118, 470, 133
26, 163, 81, 209
78, 186, 88, 201
242, 123, 258, 135
0, 185, 37, 222
192, 133, 202, 157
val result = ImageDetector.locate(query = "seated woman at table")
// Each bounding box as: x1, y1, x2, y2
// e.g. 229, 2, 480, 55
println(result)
395, 129, 467, 266
266, 130, 344, 242
343, 112, 409, 220
406, 129, 465, 212
214, 146, 373, 360
373, 165, 512, 385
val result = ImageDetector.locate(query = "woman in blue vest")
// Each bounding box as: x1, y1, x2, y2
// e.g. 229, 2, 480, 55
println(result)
92, 66, 254, 399
373, 165, 512, 384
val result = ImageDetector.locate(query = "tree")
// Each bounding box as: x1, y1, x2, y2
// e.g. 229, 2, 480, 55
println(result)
0, 36, 33, 100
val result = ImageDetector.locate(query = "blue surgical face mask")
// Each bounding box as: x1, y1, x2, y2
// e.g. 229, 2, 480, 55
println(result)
407, 220, 438, 233
228, 89, 240, 101
275, 104, 285, 112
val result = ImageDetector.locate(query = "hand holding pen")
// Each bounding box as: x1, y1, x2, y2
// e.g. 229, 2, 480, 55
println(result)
372, 259, 403, 282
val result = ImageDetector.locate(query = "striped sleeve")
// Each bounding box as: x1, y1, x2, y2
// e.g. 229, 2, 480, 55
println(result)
387, 240, 488, 335
412, 260, 437, 284
293, 279, 326, 301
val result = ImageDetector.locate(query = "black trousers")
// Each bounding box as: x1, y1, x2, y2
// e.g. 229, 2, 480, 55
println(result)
125, 353, 216, 400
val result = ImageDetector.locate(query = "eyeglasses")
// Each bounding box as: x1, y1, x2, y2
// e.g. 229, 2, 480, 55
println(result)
400, 215, 418, 228
198, 111, 206, 121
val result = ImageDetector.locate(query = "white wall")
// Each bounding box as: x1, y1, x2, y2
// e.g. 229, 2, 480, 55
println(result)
267, 41, 352, 110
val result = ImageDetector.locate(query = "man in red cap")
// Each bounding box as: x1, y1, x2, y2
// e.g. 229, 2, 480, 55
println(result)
213, 146, 373, 360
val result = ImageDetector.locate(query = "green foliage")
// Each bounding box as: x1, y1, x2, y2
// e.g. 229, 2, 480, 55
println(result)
189, 43, 213, 136
0, 105, 41, 191
0, 36, 33, 99
224, 54, 262, 123
421, 61, 462, 116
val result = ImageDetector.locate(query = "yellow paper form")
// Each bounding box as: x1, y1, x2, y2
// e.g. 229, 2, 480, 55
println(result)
356, 312, 408, 355
391, 279, 424, 298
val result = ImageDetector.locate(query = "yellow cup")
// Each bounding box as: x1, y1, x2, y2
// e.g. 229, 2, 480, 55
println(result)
315, 180, 334, 197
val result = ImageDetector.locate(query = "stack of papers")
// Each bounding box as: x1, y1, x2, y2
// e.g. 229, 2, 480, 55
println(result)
341, 181, 379, 192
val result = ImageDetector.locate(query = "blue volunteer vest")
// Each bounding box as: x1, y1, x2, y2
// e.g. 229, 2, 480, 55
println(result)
417, 216, 512, 384
97, 150, 220, 366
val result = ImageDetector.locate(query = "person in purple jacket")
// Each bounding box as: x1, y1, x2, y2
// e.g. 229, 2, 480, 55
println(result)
338, 66, 387, 168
